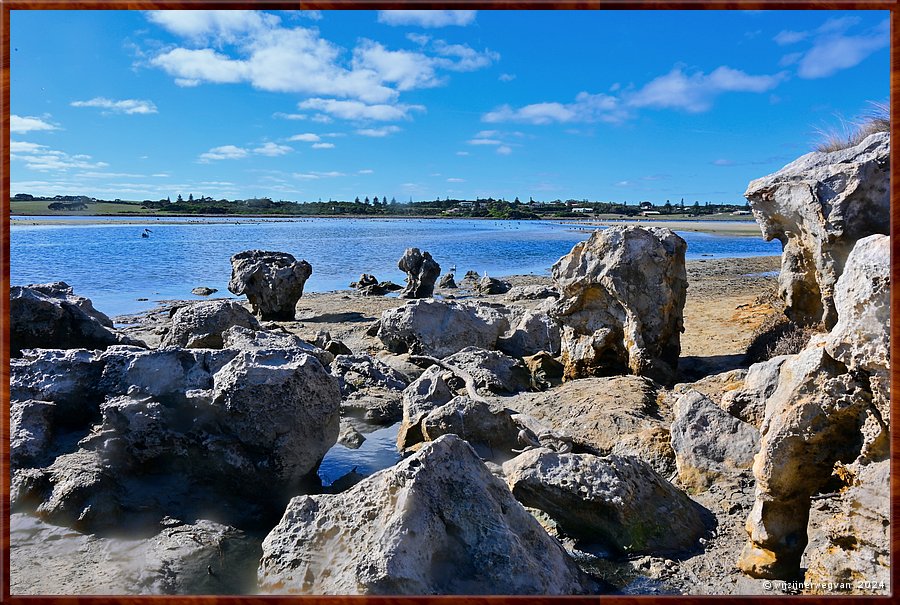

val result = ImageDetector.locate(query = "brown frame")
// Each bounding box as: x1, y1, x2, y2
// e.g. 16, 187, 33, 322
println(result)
1, 2, 896, 603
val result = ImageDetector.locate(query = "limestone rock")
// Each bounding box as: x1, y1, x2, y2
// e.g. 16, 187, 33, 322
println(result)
10, 400, 56, 468
803, 459, 890, 593
340, 389, 402, 425
670, 390, 760, 492
337, 420, 366, 449
506, 376, 674, 476
377, 299, 510, 358
222, 325, 333, 366
477, 276, 512, 295
228, 250, 312, 320
439, 273, 458, 289
11, 348, 105, 427
397, 365, 456, 450
503, 450, 709, 555
720, 356, 790, 428
499, 308, 562, 358
745, 132, 889, 327
331, 354, 409, 396
443, 347, 532, 394
11, 283, 143, 356
258, 435, 597, 595
191, 286, 218, 296
160, 300, 260, 349
421, 396, 522, 457
506, 285, 559, 302
522, 351, 565, 391
737, 343, 871, 579
398, 247, 441, 299
550, 226, 687, 384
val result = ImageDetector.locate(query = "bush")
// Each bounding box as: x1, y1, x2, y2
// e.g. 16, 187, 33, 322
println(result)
815, 100, 889, 153
744, 310, 821, 365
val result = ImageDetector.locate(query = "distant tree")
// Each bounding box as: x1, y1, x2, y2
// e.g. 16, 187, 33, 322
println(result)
514, 197, 520, 204
664, 201, 673, 214
188, 193, 194, 202
364, 196, 370, 204
529, 196, 534, 203
177, 194, 183, 203
373, 196, 379, 204
166, 196, 171, 203
391, 196, 397, 204
355, 196, 360, 204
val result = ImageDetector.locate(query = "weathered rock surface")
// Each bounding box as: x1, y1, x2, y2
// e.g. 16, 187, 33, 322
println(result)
737, 343, 870, 579
258, 435, 597, 595
222, 325, 333, 366
10, 400, 56, 468
398, 247, 441, 299
191, 286, 218, 296
443, 347, 532, 394
11, 348, 105, 426
421, 396, 521, 457
397, 365, 456, 450
550, 226, 687, 384
330, 354, 409, 396
499, 308, 561, 358
745, 132, 889, 327
228, 250, 312, 320
378, 299, 510, 358
160, 300, 260, 349
506, 284, 559, 302
503, 450, 709, 555
670, 391, 760, 492
522, 351, 565, 391
506, 376, 674, 476
11, 283, 143, 356
803, 459, 890, 593
351, 274, 402, 296
720, 357, 789, 428
477, 276, 512, 295
438, 273, 457, 289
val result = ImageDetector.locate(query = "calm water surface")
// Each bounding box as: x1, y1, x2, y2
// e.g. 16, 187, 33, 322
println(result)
10, 217, 781, 317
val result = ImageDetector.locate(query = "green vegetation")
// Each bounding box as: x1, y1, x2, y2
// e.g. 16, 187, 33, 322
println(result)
10, 193, 752, 220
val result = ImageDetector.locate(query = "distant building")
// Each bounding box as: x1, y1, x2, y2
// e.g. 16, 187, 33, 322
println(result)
641, 210, 661, 216
572, 207, 593, 214
731, 210, 752, 215
458, 201, 475, 208
639, 201, 654, 210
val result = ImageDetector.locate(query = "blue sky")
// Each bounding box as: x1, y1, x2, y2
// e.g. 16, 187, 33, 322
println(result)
10, 9, 889, 204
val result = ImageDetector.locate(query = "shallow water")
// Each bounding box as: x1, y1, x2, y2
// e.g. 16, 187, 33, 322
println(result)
10, 217, 781, 317
318, 422, 402, 487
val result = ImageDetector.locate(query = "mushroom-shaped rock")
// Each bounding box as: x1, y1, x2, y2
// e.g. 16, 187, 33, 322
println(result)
228, 250, 312, 320
258, 434, 598, 595
745, 132, 889, 327
160, 300, 260, 349
550, 226, 687, 384
503, 450, 710, 555
397, 247, 441, 298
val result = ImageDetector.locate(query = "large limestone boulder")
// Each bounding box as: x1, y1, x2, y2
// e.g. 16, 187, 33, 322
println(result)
499, 308, 562, 358
420, 396, 522, 458
222, 325, 333, 366
737, 343, 871, 579
11, 283, 143, 356
503, 450, 709, 555
506, 376, 674, 476
670, 390, 760, 492
720, 356, 790, 428
11, 348, 105, 427
377, 299, 510, 358
745, 132, 889, 327
550, 226, 687, 384
10, 400, 55, 468
330, 353, 410, 395
160, 300, 260, 349
476, 276, 512, 295
258, 435, 597, 595
228, 250, 312, 320
398, 247, 441, 299
443, 347, 532, 394
397, 365, 456, 450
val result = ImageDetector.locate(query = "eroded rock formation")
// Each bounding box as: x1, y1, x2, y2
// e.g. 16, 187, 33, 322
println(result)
398, 247, 441, 299
550, 226, 687, 384
228, 250, 312, 320
161, 300, 260, 348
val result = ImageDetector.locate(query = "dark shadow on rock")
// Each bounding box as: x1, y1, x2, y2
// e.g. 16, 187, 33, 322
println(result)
677, 354, 747, 382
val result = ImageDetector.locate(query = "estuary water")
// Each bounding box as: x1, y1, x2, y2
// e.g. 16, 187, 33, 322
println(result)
10, 217, 781, 317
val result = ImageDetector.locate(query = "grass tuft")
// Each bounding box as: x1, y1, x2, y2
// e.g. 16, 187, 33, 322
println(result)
814, 100, 889, 153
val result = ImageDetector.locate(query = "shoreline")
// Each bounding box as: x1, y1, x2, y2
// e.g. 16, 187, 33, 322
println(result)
10, 214, 763, 237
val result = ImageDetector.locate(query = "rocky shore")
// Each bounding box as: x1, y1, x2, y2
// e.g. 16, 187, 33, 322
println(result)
9, 133, 890, 596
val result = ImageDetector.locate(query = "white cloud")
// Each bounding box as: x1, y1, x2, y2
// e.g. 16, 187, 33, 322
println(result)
797, 20, 888, 79
311, 142, 335, 149
484, 92, 625, 124
499, 73, 516, 82
496, 146, 512, 155
358, 169, 374, 174
627, 66, 785, 112
145, 10, 280, 43
356, 126, 401, 137
447, 177, 465, 182
288, 133, 321, 142
11, 115, 58, 133
254, 142, 292, 156
377, 10, 476, 28
298, 98, 425, 121
199, 144, 249, 161
71, 97, 158, 115
293, 170, 345, 179
274, 112, 308, 120
352, 41, 441, 91
76, 171, 145, 178
11, 142, 109, 171
455, 151, 470, 156
152, 173, 170, 177
430, 40, 499, 72
774, 30, 809, 45
468, 138, 502, 145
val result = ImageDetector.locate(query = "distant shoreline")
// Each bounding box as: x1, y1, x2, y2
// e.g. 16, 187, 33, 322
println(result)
10, 214, 763, 236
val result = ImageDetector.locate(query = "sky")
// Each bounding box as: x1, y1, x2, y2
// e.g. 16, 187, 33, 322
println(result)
9, 9, 890, 204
